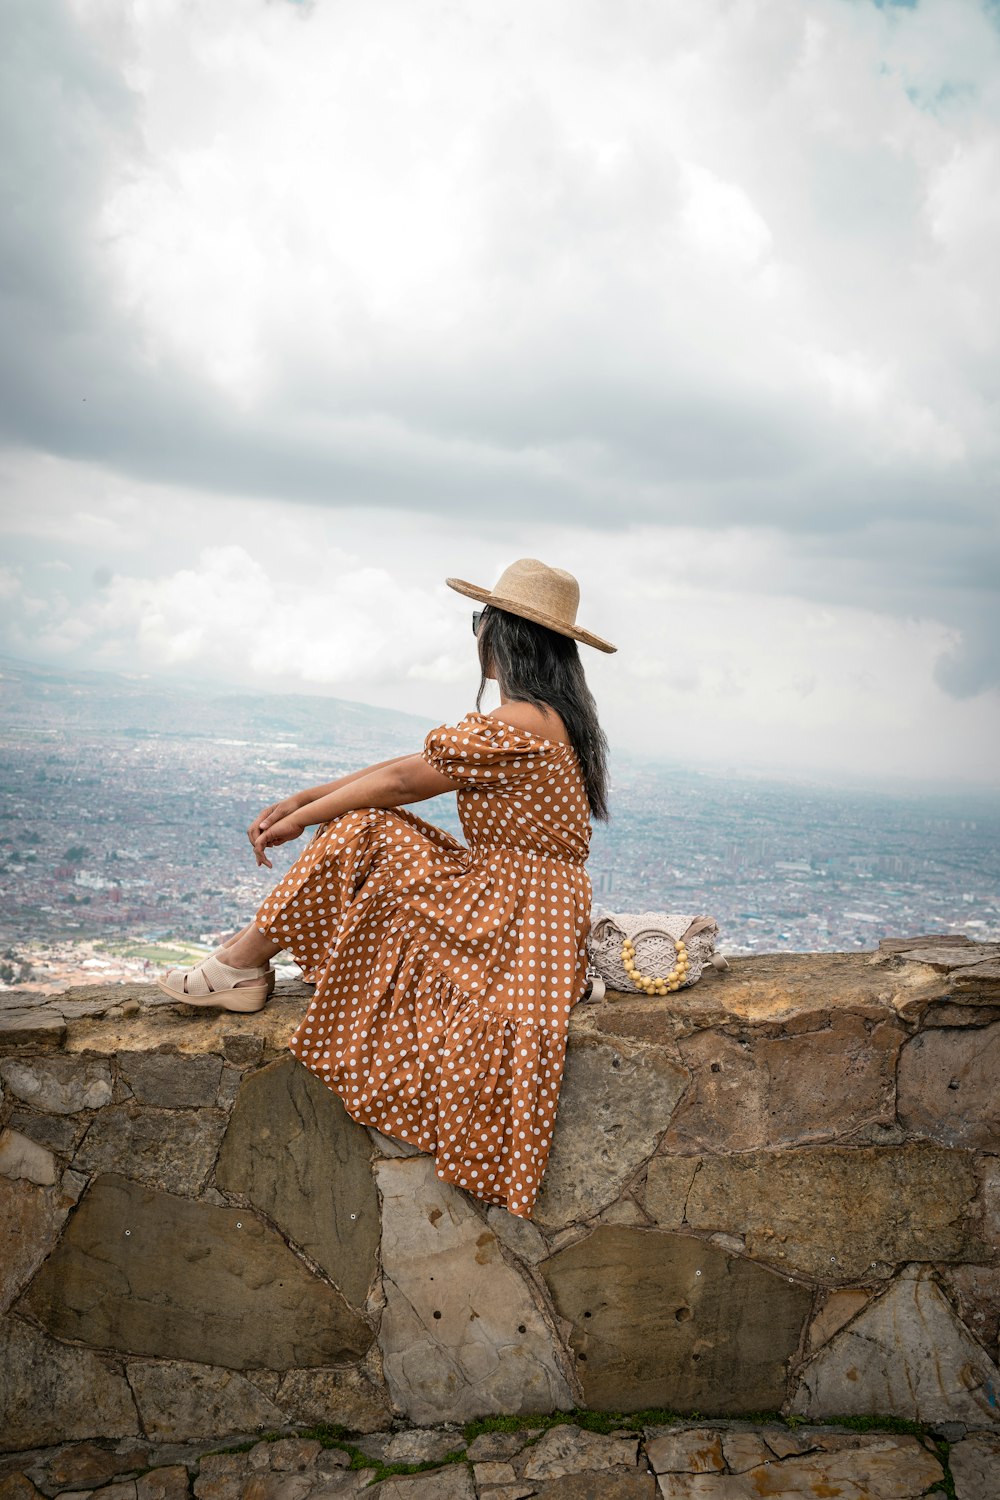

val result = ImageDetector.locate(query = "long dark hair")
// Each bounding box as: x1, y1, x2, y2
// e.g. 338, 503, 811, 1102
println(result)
475, 606, 610, 821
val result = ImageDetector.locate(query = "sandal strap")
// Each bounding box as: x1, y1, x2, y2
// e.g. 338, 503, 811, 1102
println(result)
182, 954, 268, 996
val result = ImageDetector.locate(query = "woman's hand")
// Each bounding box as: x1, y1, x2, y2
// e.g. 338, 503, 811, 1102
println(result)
252, 814, 306, 869
248, 796, 302, 847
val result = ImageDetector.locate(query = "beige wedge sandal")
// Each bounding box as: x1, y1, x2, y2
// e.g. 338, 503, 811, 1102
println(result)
157, 953, 275, 1013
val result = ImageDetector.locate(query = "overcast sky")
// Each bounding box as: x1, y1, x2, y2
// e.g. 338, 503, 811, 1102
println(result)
1, 0, 998, 786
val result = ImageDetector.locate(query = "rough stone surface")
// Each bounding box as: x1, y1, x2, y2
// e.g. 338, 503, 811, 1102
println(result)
0, 1057, 112, 1113
0, 1177, 72, 1314
372, 1470, 474, 1499
950, 960, 1000, 993
487, 1205, 549, 1265
807, 1289, 871, 1351
42, 1442, 151, 1489
938, 1263, 1000, 1363
532, 1036, 687, 1229
521, 1426, 639, 1479
135, 1468, 190, 1500
645, 1428, 726, 1472
466, 1432, 540, 1461
7, 1109, 87, 1155
646, 1143, 982, 1282
661, 1009, 904, 1152
376, 1156, 573, 1422
531, 1477, 654, 1499
897, 945, 1000, 970
948, 1430, 1000, 1500
792, 1264, 1000, 1425
22, 1172, 372, 1370
0, 1009, 67, 1048
0, 1128, 57, 1186
73, 1106, 227, 1195
117, 1052, 223, 1109
0, 1475, 43, 1500
126, 1360, 285, 1441
271, 1367, 390, 1433
541, 1225, 811, 1411
383, 1431, 466, 1464
0, 1316, 139, 1450
216, 1056, 379, 1309
897, 1023, 1000, 1149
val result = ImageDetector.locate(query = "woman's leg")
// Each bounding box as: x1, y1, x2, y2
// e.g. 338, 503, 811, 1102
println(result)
217, 923, 281, 969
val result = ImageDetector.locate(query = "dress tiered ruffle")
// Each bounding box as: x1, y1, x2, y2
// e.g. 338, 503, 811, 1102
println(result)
255, 711, 592, 1217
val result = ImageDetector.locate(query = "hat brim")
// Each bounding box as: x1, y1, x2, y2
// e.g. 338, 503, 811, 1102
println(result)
446, 577, 617, 653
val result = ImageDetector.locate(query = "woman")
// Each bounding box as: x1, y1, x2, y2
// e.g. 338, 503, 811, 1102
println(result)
159, 558, 615, 1218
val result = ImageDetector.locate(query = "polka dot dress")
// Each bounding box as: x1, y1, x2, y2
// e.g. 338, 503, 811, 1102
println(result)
253, 710, 593, 1219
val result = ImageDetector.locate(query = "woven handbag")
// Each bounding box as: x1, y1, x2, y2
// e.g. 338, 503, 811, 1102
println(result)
582, 911, 729, 1001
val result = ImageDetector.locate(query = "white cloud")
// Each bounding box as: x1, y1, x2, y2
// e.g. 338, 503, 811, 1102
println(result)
2, 0, 999, 782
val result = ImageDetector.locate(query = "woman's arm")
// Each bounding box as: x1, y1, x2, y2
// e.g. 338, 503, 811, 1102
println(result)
293, 753, 415, 806
248, 754, 415, 844
252, 754, 458, 867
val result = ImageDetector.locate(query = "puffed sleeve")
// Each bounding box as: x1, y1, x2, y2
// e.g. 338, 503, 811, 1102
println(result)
422, 712, 551, 787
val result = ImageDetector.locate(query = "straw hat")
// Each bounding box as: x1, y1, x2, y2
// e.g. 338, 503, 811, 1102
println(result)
446, 557, 617, 653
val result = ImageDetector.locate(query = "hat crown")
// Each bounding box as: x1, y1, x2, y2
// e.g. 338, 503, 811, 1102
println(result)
492, 558, 579, 627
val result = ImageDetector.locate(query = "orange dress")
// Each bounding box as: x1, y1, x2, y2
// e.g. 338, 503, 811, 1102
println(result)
254, 710, 593, 1217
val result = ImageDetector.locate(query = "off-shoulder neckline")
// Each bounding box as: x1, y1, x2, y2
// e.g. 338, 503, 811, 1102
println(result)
465, 709, 572, 752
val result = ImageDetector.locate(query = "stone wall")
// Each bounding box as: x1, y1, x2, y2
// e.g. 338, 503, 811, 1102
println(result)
2, 938, 999, 1451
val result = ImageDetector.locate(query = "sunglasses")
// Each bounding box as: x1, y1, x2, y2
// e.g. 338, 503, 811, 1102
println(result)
472, 608, 487, 635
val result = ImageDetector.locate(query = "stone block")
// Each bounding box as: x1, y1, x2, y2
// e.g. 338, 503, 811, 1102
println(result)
271, 1366, 390, 1432
898, 946, 1000, 970
73, 1106, 227, 1195
43, 1442, 151, 1490
0, 1129, 57, 1186
193, 1453, 248, 1500
661, 1010, 904, 1152
644, 1427, 725, 1473
948, 1431, 1000, 1500
376, 1157, 572, 1422
719, 1432, 775, 1472
807, 1289, 871, 1351
383, 1431, 466, 1464
647, 1143, 982, 1283
0, 1009, 67, 1049
0, 1475, 44, 1500
221, 1034, 264, 1068
263, 1439, 321, 1472
135, 1468, 191, 1500
541, 1225, 811, 1412
0, 1058, 112, 1114
370, 1471, 474, 1499
117, 1052, 223, 1108
532, 1037, 687, 1229
950, 961, 1000, 997
21, 1172, 372, 1370
8, 1110, 87, 1156
791, 1265, 1000, 1425
216, 1057, 378, 1309
0, 1177, 73, 1314
465, 1432, 539, 1461
897, 1023, 1000, 1149
521, 1426, 638, 1479
127, 1360, 285, 1441
0, 1316, 139, 1450
487, 1205, 549, 1264
529, 1477, 654, 1499
938, 1263, 1000, 1363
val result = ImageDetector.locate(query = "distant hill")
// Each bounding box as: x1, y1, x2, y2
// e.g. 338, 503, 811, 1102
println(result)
0, 656, 434, 753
